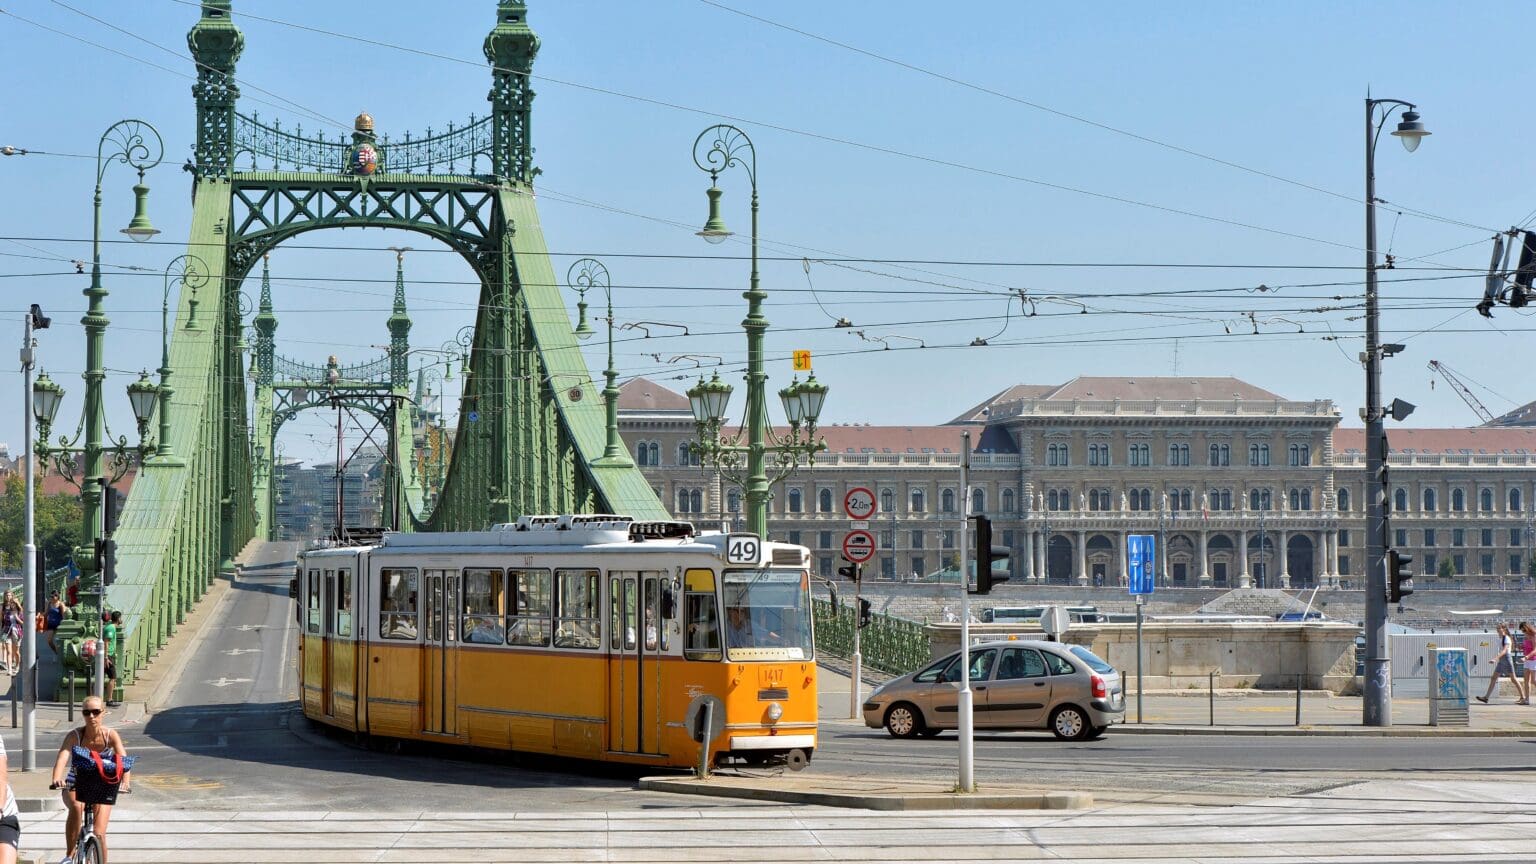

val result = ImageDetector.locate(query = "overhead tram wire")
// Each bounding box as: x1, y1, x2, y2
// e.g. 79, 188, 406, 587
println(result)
696, 0, 1497, 238
141, 0, 1462, 258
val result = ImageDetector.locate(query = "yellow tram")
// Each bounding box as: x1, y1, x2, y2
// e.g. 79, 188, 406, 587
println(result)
294, 514, 818, 769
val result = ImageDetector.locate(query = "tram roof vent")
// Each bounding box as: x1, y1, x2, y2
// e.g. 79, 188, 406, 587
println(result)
772, 547, 808, 567
629, 520, 696, 541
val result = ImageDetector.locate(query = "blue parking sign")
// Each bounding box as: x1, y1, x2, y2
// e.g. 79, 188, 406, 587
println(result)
1127, 534, 1156, 595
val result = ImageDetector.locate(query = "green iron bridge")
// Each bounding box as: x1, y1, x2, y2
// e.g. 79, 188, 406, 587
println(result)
104, 1, 669, 684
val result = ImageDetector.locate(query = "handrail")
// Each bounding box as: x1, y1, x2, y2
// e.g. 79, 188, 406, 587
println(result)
233, 112, 494, 175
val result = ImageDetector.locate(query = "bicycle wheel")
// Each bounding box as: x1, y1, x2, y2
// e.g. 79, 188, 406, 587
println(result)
77, 836, 102, 864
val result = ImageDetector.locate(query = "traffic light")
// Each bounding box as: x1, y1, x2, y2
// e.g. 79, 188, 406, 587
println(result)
1388, 549, 1414, 603
857, 598, 872, 629
836, 560, 861, 582
970, 515, 1012, 595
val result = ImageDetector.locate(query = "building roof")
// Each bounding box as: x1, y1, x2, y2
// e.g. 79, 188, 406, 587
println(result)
617, 377, 691, 412
1332, 427, 1536, 454
715, 424, 1011, 455
949, 384, 1058, 423
1040, 376, 1285, 401
1486, 399, 1536, 427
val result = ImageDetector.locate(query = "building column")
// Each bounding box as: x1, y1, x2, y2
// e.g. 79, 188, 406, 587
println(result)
1238, 529, 1251, 588
1119, 531, 1130, 586
1199, 529, 1211, 586
1022, 529, 1034, 583
1076, 531, 1088, 586
1034, 532, 1046, 583
1315, 530, 1328, 585
1278, 529, 1290, 588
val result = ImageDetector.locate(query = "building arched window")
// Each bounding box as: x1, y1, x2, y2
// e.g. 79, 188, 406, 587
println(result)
972, 487, 985, 514
1338, 487, 1351, 511
880, 488, 894, 513
678, 443, 691, 466
1289, 488, 1300, 511
910, 489, 925, 513
787, 488, 803, 514
941, 488, 956, 513
1047, 489, 1060, 511
1180, 489, 1192, 510
677, 488, 691, 513
690, 489, 703, 513
1451, 488, 1466, 512
1394, 488, 1407, 512
636, 442, 651, 466
1480, 488, 1494, 512
1511, 488, 1524, 512
1250, 444, 1260, 465
1423, 488, 1437, 512
1002, 488, 1015, 512
1289, 444, 1310, 466
647, 442, 659, 466
1089, 489, 1103, 511
818, 488, 834, 513
727, 489, 741, 513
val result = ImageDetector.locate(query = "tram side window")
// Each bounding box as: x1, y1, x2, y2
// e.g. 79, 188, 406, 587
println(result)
334, 568, 353, 638
306, 569, 321, 635
461, 568, 506, 645
507, 569, 552, 647
684, 593, 721, 660
378, 568, 419, 641
554, 568, 601, 649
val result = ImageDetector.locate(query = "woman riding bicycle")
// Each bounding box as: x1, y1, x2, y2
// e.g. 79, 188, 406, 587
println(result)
50, 696, 131, 864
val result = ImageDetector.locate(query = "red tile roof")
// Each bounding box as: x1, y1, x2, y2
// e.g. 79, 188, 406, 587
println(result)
1333, 427, 1536, 454
616, 377, 691, 412
950, 384, 1058, 422
1042, 376, 1284, 401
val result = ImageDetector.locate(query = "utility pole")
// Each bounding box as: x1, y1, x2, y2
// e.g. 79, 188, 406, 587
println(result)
20, 304, 48, 770
957, 431, 974, 792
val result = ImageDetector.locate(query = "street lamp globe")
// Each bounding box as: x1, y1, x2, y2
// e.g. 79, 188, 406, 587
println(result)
1391, 110, 1430, 152
32, 372, 64, 427
778, 378, 805, 426
697, 185, 732, 244
127, 370, 159, 430
687, 372, 733, 426
797, 373, 828, 426
573, 300, 596, 340
120, 178, 161, 242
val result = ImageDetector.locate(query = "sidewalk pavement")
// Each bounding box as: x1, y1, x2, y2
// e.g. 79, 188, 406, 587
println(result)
2, 565, 236, 811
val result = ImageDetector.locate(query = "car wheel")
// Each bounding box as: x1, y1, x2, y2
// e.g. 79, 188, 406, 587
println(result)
918, 727, 943, 738
884, 702, 924, 739
1050, 705, 1091, 741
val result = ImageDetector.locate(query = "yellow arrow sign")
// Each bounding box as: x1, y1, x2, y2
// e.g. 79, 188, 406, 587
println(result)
792, 350, 812, 371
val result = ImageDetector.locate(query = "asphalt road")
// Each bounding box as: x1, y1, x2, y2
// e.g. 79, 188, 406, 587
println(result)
123, 542, 1536, 811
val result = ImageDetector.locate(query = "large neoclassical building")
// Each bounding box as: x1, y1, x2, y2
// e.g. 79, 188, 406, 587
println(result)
619, 376, 1536, 589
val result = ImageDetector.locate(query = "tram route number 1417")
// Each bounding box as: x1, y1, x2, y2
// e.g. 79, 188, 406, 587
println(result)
726, 534, 761, 564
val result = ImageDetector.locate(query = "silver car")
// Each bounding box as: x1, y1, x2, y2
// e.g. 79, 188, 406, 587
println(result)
862, 640, 1124, 741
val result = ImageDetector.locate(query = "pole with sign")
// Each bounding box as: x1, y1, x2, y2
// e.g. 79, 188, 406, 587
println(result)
1128, 533, 1156, 723
958, 431, 974, 792
842, 492, 876, 720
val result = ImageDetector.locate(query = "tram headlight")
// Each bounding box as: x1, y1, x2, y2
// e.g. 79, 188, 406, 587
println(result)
765, 701, 784, 723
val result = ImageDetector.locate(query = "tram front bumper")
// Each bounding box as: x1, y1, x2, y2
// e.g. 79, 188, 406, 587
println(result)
729, 734, 815, 751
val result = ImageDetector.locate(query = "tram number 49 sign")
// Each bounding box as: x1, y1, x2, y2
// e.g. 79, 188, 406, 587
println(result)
726, 534, 761, 565
842, 530, 876, 564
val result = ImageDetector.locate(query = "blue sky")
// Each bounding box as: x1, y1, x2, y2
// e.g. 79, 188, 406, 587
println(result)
2, 1, 1533, 466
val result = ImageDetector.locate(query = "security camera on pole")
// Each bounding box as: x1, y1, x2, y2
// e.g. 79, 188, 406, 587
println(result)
841, 487, 876, 720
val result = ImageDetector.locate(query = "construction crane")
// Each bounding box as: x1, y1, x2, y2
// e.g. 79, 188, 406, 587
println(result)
1427, 360, 1495, 424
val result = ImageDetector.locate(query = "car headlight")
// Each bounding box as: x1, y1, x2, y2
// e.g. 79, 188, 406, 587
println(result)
766, 702, 783, 722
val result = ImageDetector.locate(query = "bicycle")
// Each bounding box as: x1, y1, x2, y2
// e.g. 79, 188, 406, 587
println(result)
47, 781, 130, 864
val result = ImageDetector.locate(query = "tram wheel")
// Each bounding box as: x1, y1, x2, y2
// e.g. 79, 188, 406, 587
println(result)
785, 749, 809, 772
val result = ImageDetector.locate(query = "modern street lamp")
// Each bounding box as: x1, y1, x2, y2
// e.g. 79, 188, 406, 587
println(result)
685, 124, 827, 537
35, 118, 164, 699
1363, 97, 1429, 727
568, 257, 630, 465
150, 255, 208, 466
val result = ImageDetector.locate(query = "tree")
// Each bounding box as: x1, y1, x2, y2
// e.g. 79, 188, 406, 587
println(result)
0, 481, 83, 572
1438, 556, 1455, 581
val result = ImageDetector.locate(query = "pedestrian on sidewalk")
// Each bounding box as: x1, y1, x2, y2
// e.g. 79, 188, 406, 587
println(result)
1476, 623, 1526, 704
44, 593, 65, 655
1, 592, 21, 675
1520, 622, 1536, 706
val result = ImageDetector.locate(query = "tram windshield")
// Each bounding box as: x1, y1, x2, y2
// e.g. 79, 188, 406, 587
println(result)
721, 569, 813, 660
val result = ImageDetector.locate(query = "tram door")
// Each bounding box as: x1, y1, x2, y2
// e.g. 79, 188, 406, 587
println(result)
422, 569, 459, 736
608, 572, 665, 754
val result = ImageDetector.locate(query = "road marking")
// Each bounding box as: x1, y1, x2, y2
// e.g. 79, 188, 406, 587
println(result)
221, 648, 261, 656
204, 677, 253, 688
233, 625, 263, 632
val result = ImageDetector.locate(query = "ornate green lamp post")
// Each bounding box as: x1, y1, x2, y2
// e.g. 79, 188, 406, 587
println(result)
685, 125, 827, 537
150, 255, 208, 467
33, 119, 163, 698
568, 258, 630, 466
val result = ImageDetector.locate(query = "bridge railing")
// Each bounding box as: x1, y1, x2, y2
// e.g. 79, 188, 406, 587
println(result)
812, 597, 931, 677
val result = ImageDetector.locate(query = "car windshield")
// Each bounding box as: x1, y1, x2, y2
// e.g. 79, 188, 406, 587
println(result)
722, 569, 814, 660
1069, 645, 1115, 674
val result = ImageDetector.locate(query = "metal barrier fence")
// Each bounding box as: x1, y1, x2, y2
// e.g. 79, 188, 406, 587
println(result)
812, 598, 930, 676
